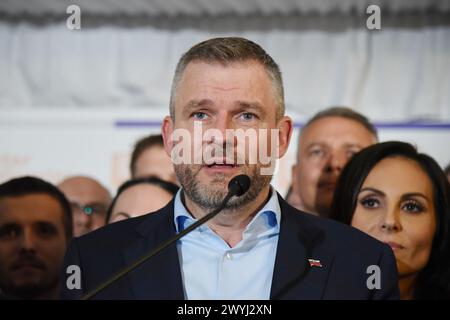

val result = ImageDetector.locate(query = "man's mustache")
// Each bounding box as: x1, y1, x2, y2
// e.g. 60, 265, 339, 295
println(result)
11, 253, 46, 271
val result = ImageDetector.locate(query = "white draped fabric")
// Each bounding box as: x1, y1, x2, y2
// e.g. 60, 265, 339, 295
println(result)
0, 22, 449, 121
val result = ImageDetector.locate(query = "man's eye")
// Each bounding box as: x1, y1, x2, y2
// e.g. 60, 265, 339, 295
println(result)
0, 225, 21, 240
83, 206, 95, 215
86, 205, 107, 216
83, 205, 102, 215
346, 149, 360, 158
360, 197, 380, 209
192, 112, 208, 120
240, 113, 257, 121
36, 222, 58, 238
309, 149, 324, 157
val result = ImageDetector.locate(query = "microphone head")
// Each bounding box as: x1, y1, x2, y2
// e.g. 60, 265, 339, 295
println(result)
228, 175, 251, 197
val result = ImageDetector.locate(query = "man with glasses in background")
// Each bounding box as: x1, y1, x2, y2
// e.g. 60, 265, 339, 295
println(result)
58, 176, 111, 237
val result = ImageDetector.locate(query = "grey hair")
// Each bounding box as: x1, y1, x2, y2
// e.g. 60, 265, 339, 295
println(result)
169, 37, 284, 121
301, 106, 378, 140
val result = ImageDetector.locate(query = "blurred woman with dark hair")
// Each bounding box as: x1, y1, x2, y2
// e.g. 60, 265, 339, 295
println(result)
107, 176, 179, 224
330, 141, 450, 299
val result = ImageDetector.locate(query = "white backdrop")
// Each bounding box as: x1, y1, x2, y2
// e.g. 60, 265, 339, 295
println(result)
0, 23, 449, 121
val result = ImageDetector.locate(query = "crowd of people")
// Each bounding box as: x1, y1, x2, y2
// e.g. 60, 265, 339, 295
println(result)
0, 37, 449, 300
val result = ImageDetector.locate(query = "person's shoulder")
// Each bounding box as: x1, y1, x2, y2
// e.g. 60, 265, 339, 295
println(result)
280, 200, 399, 299
79, 214, 144, 242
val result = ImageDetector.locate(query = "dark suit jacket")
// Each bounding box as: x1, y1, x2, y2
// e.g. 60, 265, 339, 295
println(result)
60, 194, 399, 299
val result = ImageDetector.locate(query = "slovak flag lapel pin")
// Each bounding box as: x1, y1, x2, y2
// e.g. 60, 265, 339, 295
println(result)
308, 259, 323, 268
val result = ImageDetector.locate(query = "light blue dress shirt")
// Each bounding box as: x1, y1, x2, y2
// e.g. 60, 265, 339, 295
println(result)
174, 187, 281, 300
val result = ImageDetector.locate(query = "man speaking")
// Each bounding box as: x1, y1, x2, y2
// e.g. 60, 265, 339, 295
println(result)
61, 37, 399, 299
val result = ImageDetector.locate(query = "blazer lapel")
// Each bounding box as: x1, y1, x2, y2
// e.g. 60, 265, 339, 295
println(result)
271, 195, 334, 300
123, 200, 185, 299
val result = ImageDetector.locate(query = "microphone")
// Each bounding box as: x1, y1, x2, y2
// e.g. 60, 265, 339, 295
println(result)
82, 174, 251, 299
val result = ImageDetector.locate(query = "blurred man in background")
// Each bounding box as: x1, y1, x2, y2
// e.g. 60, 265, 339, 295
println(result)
130, 134, 178, 184
0, 176, 72, 299
58, 176, 111, 237
284, 185, 301, 209
290, 107, 378, 217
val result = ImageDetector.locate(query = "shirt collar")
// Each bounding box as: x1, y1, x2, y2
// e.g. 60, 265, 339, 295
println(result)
173, 187, 281, 235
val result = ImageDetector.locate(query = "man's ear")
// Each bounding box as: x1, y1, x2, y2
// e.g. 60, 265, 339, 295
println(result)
161, 116, 174, 157
276, 116, 293, 159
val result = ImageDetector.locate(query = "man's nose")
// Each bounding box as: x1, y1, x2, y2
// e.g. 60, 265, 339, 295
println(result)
20, 228, 37, 251
208, 115, 234, 145
75, 209, 92, 229
325, 151, 347, 173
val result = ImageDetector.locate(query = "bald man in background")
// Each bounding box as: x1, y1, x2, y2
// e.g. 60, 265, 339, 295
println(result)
58, 176, 111, 237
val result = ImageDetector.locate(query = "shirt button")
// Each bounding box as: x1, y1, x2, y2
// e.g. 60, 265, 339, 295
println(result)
225, 252, 233, 260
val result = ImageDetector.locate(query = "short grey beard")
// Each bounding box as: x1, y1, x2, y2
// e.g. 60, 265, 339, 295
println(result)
174, 165, 272, 212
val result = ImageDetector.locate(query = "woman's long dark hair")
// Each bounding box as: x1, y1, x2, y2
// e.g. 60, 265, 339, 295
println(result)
330, 141, 450, 299
105, 176, 179, 223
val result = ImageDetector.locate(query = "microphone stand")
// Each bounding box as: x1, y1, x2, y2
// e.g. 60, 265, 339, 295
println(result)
82, 191, 235, 300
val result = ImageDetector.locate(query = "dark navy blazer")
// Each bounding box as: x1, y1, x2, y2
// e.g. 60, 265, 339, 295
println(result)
60, 194, 399, 300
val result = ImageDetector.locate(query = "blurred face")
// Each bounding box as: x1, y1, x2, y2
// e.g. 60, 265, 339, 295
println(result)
0, 194, 67, 299
162, 61, 292, 211
58, 177, 111, 237
292, 117, 376, 216
286, 185, 302, 209
109, 184, 174, 223
351, 157, 436, 279
134, 146, 178, 184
